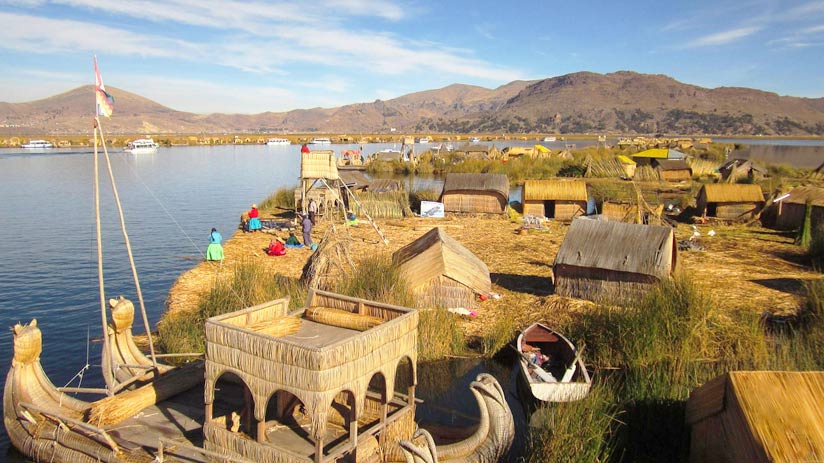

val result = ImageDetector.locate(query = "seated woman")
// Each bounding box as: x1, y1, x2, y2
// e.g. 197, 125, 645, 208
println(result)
248, 204, 261, 232
206, 228, 224, 261
267, 239, 286, 256
284, 231, 303, 248
345, 210, 358, 226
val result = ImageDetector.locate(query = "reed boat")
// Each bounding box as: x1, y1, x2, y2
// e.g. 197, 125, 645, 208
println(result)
337, 149, 366, 171
266, 138, 291, 145
310, 137, 332, 144
515, 323, 591, 402
5, 291, 515, 463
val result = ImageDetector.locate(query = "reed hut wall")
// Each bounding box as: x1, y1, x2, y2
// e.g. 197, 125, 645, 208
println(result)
521, 179, 588, 220
393, 227, 491, 308
696, 184, 764, 219
440, 173, 509, 214
204, 291, 418, 441
773, 186, 824, 230
685, 371, 824, 463
553, 218, 677, 301
301, 150, 339, 180
601, 202, 638, 222
653, 159, 693, 182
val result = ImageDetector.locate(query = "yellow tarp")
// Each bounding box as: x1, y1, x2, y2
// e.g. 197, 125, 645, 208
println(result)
533, 144, 550, 153
632, 148, 669, 159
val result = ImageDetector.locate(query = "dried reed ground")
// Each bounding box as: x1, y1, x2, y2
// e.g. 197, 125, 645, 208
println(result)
163, 215, 821, 345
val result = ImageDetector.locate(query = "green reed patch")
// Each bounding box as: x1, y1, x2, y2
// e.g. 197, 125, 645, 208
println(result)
259, 185, 297, 211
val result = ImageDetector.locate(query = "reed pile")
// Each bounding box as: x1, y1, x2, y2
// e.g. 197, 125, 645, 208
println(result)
304, 306, 383, 331
247, 316, 302, 337
86, 363, 204, 426
585, 157, 627, 178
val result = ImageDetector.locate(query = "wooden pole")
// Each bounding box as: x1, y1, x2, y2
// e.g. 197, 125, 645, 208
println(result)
93, 119, 114, 394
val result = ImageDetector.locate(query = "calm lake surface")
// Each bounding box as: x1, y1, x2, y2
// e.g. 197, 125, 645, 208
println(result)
0, 138, 817, 459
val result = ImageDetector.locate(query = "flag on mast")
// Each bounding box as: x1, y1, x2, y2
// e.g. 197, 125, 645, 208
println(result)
94, 55, 114, 118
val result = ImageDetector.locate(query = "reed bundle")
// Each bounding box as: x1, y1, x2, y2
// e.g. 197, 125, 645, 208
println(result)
304, 306, 383, 331
86, 363, 204, 426
585, 157, 627, 178
246, 316, 301, 337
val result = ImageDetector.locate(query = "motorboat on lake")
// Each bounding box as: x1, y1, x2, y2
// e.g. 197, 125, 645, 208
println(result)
543, 136, 557, 142
469, 137, 481, 143
310, 137, 332, 144
266, 137, 290, 145
516, 322, 591, 402
21, 139, 54, 149
124, 138, 159, 154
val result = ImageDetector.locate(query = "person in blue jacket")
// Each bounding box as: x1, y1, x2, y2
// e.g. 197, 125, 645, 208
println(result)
206, 228, 224, 261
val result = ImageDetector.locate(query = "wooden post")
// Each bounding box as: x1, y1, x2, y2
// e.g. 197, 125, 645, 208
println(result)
257, 419, 266, 443
379, 402, 388, 446
349, 393, 358, 452
205, 402, 213, 421
407, 384, 416, 407
315, 436, 324, 463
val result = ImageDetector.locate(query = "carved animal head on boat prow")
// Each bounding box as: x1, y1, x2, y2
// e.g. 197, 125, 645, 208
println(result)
12, 319, 41, 365
109, 296, 135, 333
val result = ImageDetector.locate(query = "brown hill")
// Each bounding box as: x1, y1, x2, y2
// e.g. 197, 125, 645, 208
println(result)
2, 72, 823, 135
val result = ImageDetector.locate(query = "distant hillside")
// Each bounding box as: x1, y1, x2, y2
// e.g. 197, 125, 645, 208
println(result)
2, 72, 823, 135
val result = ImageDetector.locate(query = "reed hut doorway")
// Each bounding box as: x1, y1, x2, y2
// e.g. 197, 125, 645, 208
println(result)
544, 200, 556, 218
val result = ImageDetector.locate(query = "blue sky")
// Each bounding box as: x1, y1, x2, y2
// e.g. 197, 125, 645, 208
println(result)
1, 0, 823, 114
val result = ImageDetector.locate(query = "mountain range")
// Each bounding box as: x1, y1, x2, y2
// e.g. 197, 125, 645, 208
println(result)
2, 71, 823, 136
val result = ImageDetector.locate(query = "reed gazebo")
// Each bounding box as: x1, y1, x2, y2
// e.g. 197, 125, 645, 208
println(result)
204, 290, 418, 462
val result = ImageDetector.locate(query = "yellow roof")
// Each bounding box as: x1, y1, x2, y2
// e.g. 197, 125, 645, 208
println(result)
632, 148, 670, 159
617, 155, 636, 165
533, 144, 550, 153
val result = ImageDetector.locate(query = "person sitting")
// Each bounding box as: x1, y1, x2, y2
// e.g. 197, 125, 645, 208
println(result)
206, 228, 224, 261
240, 211, 250, 232
345, 210, 358, 226
285, 231, 302, 247
248, 204, 261, 232
267, 239, 286, 256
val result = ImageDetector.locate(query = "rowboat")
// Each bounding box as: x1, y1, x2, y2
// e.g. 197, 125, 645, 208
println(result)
515, 323, 591, 402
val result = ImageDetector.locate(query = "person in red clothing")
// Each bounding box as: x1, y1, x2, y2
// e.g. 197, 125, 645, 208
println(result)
248, 203, 261, 232
300, 143, 310, 154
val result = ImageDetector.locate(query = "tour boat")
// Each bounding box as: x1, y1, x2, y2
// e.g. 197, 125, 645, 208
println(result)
21, 139, 54, 149
469, 137, 481, 143
266, 137, 290, 145
124, 138, 159, 154
516, 323, 591, 402
543, 136, 557, 142
310, 137, 332, 144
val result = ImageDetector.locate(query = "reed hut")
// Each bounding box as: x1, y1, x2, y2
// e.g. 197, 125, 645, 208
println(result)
719, 159, 766, 183
440, 173, 509, 214
521, 179, 588, 220
392, 227, 491, 310
618, 155, 637, 178
453, 144, 495, 160
772, 186, 824, 230
653, 159, 693, 182
696, 183, 765, 219
686, 371, 824, 463
553, 218, 678, 301
204, 291, 419, 463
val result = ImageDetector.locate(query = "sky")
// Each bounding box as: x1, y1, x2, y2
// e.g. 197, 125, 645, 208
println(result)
0, 0, 823, 114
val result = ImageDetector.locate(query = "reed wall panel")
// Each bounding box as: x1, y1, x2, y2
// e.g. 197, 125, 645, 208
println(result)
441, 192, 506, 214
554, 265, 660, 301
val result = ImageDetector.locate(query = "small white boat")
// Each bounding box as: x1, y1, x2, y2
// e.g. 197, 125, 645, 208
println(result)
416, 137, 430, 143
124, 138, 159, 154
516, 323, 591, 402
310, 137, 332, 144
21, 139, 54, 149
266, 137, 290, 145
543, 136, 557, 142
469, 137, 481, 143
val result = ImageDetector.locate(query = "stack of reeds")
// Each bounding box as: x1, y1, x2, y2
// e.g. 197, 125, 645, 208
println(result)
634, 165, 660, 181
585, 157, 627, 178
304, 306, 383, 331
355, 191, 411, 218
246, 316, 301, 337
86, 362, 204, 426
300, 234, 356, 290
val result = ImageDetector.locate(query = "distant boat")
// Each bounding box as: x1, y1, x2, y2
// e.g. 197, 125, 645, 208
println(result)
310, 137, 332, 144
416, 137, 430, 143
124, 138, 159, 154
469, 137, 481, 143
21, 139, 54, 149
266, 137, 290, 145
543, 136, 557, 142
516, 323, 591, 402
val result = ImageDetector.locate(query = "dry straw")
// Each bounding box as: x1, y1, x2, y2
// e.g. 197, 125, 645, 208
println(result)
246, 316, 302, 337
304, 306, 384, 331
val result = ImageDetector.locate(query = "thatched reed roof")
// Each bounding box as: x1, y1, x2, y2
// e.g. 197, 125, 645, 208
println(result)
632, 148, 687, 160
455, 144, 493, 154
522, 179, 588, 201
368, 178, 403, 193
301, 150, 339, 180
686, 371, 824, 463
654, 159, 692, 171
719, 158, 766, 174
554, 218, 675, 278
779, 186, 824, 206
700, 183, 764, 203
441, 173, 509, 198
340, 171, 370, 189
392, 227, 491, 295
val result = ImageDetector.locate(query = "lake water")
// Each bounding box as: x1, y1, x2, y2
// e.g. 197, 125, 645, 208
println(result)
0, 138, 818, 460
